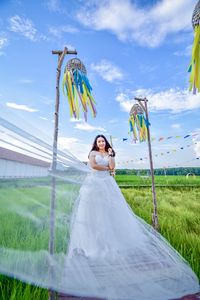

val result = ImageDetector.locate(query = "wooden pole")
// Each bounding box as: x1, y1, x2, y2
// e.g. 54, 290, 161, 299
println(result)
109, 135, 115, 177
109, 135, 113, 148
49, 47, 77, 300
134, 97, 159, 231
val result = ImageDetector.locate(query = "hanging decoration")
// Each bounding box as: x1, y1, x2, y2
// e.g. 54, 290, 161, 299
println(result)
188, 0, 200, 94
62, 58, 97, 121
129, 103, 149, 142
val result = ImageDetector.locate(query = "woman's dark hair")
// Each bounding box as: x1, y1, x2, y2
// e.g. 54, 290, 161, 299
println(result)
89, 134, 116, 157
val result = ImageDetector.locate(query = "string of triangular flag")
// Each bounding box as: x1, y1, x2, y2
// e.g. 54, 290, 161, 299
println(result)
116, 141, 200, 166
121, 132, 200, 143
116, 156, 200, 169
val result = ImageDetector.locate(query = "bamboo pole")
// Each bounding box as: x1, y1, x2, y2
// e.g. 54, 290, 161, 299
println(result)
109, 135, 115, 177
49, 47, 77, 300
135, 97, 159, 231
109, 135, 113, 148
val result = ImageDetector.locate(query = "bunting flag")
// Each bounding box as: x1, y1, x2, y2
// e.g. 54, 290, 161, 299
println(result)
117, 140, 200, 165
188, 0, 200, 93
129, 104, 149, 142
116, 154, 200, 167
122, 132, 199, 143
62, 58, 97, 121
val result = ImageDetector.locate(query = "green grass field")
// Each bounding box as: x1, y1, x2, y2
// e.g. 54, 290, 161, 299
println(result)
0, 175, 199, 299
115, 174, 200, 187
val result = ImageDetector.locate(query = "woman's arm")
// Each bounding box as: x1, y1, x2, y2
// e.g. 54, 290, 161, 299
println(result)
89, 152, 109, 171
108, 156, 115, 170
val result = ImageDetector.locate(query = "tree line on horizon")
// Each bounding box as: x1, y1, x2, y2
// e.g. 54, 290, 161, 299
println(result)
116, 167, 200, 176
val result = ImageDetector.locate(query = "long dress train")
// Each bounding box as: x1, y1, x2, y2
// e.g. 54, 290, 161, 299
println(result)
63, 154, 199, 300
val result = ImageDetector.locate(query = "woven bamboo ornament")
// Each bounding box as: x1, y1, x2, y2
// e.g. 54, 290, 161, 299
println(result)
62, 58, 97, 120
129, 103, 149, 142
188, 0, 200, 94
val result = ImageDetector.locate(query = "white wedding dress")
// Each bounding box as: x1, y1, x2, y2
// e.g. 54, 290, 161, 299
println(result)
1, 118, 197, 299
63, 153, 200, 300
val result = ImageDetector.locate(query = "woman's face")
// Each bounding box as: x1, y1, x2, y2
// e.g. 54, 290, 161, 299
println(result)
96, 137, 106, 151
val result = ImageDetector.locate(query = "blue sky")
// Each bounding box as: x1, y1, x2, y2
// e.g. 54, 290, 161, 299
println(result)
0, 0, 200, 169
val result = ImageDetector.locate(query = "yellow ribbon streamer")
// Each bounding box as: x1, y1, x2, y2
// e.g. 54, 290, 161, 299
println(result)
189, 25, 200, 93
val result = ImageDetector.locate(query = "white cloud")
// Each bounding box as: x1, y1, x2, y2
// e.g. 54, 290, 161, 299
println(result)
108, 119, 118, 123
58, 136, 90, 160
116, 88, 151, 112
173, 45, 192, 57
40, 96, 54, 105
75, 122, 106, 132
91, 60, 124, 82
62, 43, 76, 51
194, 142, 200, 157
76, 0, 194, 48
192, 129, 200, 157
139, 64, 157, 73
19, 79, 33, 84
171, 123, 181, 129
46, 0, 63, 13
0, 36, 8, 49
116, 88, 200, 113
70, 117, 83, 123
49, 25, 79, 38
8, 15, 37, 41
39, 116, 48, 120
6, 102, 38, 112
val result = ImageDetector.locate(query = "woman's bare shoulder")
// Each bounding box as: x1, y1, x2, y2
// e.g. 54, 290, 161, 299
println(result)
89, 150, 97, 157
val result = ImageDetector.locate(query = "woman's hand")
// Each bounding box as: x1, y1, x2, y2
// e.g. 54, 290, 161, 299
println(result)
109, 168, 115, 177
108, 148, 115, 171
108, 148, 113, 156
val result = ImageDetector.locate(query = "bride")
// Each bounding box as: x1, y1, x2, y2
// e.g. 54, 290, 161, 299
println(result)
63, 134, 200, 300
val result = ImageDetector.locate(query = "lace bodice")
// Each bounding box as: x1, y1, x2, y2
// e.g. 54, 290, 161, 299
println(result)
88, 151, 110, 176
95, 153, 109, 166
88, 151, 109, 167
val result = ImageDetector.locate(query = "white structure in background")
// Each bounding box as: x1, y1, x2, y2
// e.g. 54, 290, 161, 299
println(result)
0, 147, 50, 178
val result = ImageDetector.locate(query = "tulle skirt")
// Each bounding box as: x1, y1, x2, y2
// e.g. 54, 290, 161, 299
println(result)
62, 170, 200, 300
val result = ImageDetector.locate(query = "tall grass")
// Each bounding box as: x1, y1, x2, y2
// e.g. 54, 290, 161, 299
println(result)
0, 276, 48, 300
121, 187, 200, 278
